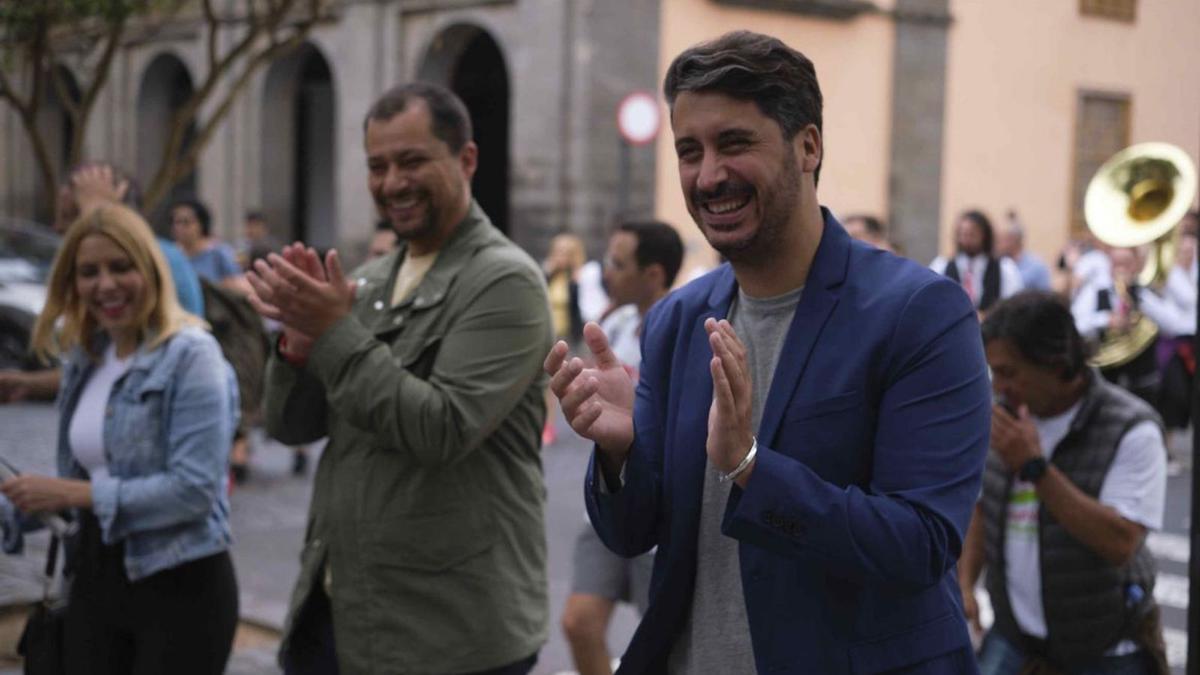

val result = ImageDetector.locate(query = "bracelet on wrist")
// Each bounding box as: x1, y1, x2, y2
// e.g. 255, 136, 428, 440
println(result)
720, 436, 758, 484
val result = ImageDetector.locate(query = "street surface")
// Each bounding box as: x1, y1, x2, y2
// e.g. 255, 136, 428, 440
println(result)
0, 401, 1190, 673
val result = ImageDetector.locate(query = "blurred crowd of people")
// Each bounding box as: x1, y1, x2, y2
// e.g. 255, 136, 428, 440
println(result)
846, 206, 1197, 476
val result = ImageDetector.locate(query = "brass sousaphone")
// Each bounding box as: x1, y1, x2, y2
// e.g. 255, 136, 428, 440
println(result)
1084, 142, 1197, 368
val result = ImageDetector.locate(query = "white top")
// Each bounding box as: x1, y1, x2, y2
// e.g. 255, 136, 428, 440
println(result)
599, 304, 642, 370
1071, 278, 1116, 341
577, 260, 610, 324
1004, 401, 1166, 653
1137, 262, 1198, 338
929, 253, 1024, 308
68, 343, 134, 480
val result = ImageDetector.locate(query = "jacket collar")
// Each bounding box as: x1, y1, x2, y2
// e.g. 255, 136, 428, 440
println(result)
384, 200, 496, 311
704, 207, 850, 309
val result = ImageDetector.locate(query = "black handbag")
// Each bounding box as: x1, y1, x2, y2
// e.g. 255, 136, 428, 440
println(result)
17, 535, 66, 675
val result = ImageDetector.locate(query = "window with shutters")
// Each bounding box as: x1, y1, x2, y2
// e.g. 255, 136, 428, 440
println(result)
1080, 0, 1137, 22
1070, 92, 1131, 236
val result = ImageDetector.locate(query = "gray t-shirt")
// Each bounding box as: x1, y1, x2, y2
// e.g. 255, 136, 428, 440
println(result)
669, 285, 803, 674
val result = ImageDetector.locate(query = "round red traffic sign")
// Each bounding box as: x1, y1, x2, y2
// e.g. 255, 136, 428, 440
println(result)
617, 91, 661, 146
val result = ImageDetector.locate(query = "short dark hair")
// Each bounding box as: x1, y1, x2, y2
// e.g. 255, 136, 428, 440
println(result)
363, 82, 473, 153
617, 220, 685, 288
172, 198, 213, 236
62, 161, 143, 211
958, 209, 995, 256
844, 214, 886, 238
663, 30, 823, 184
244, 210, 265, 223
981, 291, 1090, 381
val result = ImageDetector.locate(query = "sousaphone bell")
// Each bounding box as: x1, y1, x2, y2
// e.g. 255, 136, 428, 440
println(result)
1084, 142, 1197, 368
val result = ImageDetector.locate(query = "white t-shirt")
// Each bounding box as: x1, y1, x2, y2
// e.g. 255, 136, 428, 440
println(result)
1004, 401, 1166, 653
68, 343, 134, 480
599, 304, 641, 370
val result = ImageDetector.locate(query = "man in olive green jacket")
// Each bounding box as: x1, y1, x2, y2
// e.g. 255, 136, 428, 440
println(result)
249, 83, 552, 674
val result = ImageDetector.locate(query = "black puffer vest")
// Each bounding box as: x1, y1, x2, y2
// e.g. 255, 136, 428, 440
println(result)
979, 373, 1162, 666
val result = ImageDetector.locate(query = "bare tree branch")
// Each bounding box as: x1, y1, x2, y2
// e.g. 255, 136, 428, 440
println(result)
68, 15, 127, 168
202, 0, 219, 73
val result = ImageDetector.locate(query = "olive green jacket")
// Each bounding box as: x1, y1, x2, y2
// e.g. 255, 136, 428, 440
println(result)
265, 204, 552, 674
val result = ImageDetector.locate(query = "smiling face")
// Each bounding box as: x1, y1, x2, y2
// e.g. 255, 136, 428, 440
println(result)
74, 233, 147, 349
671, 91, 810, 263
365, 99, 478, 255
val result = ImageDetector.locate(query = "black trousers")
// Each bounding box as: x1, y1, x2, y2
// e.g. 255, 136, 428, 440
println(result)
63, 513, 239, 675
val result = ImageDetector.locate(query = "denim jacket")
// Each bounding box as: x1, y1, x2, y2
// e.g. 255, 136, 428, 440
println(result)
55, 326, 238, 581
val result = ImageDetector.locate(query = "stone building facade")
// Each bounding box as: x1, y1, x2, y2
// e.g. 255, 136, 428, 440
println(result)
1, 0, 663, 263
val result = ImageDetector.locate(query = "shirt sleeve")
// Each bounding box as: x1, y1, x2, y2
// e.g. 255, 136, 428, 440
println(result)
1097, 420, 1167, 531
1000, 257, 1025, 299
1072, 281, 1111, 340
216, 245, 241, 280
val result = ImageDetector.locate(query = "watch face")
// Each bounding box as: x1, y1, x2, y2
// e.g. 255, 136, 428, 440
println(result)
1021, 458, 1047, 482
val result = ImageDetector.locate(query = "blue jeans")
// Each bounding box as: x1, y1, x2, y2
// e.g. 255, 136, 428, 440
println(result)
978, 631, 1152, 675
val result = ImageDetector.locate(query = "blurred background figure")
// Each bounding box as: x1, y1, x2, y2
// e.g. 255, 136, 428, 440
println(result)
931, 209, 1024, 314
1071, 247, 1161, 407
543, 233, 588, 346
843, 214, 894, 252
172, 197, 268, 484
239, 210, 282, 270
562, 220, 682, 675
1136, 211, 1199, 474
998, 210, 1051, 291
366, 219, 399, 260
171, 198, 252, 296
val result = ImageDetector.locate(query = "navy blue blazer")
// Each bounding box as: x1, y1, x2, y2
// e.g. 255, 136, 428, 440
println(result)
585, 211, 992, 674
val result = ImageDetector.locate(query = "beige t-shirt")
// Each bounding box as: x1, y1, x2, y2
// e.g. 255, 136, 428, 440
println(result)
391, 250, 439, 307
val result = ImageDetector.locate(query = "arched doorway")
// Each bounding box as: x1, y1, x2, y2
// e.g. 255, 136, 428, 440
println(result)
34, 65, 80, 224
420, 26, 510, 234
137, 53, 196, 231
261, 43, 336, 249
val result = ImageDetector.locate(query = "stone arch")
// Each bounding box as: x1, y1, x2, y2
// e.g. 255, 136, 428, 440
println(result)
260, 42, 337, 248
137, 52, 196, 230
419, 24, 511, 235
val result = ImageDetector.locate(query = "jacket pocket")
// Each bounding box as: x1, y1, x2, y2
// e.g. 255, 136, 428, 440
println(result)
365, 507, 497, 572
847, 612, 966, 675
784, 390, 863, 422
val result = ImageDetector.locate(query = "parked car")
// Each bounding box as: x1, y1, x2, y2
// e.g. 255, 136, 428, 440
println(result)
0, 218, 58, 371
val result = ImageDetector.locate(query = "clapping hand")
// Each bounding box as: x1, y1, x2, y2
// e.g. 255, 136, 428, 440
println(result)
247, 243, 356, 351
545, 323, 635, 473
705, 318, 755, 486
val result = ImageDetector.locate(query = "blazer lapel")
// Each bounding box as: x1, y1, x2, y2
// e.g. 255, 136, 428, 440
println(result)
672, 267, 736, 526
756, 212, 850, 446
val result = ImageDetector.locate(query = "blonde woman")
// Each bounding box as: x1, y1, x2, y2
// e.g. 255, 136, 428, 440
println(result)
1, 204, 239, 674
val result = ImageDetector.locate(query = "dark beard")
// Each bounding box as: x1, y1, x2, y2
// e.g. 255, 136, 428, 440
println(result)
701, 148, 801, 264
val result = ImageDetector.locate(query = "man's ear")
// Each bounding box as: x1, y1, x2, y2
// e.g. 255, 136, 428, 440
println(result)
644, 262, 666, 289
459, 141, 479, 181
795, 124, 822, 174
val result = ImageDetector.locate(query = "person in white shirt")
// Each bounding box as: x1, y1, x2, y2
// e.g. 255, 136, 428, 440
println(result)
930, 209, 1023, 314
561, 220, 683, 675
1072, 247, 1162, 406
1136, 213, 1199, 471
959, 291, 1168, 675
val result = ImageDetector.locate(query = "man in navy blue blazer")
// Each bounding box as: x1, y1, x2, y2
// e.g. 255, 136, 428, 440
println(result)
545, 31, 992, 674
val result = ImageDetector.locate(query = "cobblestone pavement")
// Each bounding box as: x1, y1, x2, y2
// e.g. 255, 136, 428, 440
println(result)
9, 401, 1187, 674
0, 402, 637, 674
